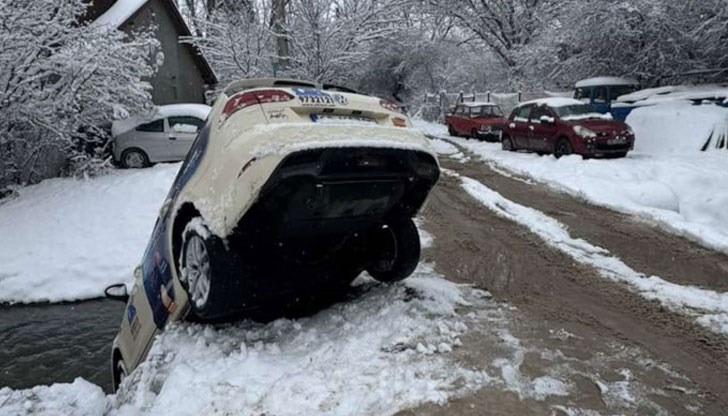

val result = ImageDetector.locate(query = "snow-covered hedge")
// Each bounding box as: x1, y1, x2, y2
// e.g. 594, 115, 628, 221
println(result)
627, 102, 728, 154
0, 0, 160, 193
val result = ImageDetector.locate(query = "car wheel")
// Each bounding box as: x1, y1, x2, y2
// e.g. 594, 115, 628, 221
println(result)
554, 138, 573, 158
447, 124, 457, 137
471, 129, 479, 140
121, 148, 149, 169
366, 218, 421, 283
502, 135, 516, 152
180, 219, 241, 319
614, 151, 628, 158
112, 356, 127, 392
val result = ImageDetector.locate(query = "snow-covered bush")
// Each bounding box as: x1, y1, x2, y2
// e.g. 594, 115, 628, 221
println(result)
0, 0, 159, 192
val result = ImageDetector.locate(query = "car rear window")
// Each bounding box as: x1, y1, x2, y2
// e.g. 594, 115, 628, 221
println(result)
136, 119, 164, 132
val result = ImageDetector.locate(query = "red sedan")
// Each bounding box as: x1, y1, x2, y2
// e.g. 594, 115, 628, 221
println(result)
445, 102, 506, 142
501, 98, 635, 158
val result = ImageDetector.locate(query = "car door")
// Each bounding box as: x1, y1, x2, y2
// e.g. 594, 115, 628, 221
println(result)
167, 116, 205, 160
509, 105, 532, 149
132, 119, 166, 162
528, 105, 558, 151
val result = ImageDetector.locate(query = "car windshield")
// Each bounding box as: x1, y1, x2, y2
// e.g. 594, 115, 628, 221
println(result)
553, 104, 602, 119
470, 105, 503, 117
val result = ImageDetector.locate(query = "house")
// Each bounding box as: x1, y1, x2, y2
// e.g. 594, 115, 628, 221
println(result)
86, 0, 218, 105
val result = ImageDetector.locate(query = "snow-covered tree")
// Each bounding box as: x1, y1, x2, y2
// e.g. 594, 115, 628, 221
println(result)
0, 0, 159, 191
183, 3, 275, 84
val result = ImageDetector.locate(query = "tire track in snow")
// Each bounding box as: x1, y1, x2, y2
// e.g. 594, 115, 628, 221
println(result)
448, 169, 728, 336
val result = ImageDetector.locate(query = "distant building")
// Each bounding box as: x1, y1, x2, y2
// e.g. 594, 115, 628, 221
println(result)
86, 0, 218, 105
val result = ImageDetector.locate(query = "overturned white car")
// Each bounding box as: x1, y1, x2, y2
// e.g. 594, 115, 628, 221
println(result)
104, 78, 440, 390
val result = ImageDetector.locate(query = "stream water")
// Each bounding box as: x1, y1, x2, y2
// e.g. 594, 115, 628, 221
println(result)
0, 299, 124, 393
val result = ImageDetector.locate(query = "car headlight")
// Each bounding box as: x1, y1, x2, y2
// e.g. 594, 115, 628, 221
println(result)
573, 125, 597, 139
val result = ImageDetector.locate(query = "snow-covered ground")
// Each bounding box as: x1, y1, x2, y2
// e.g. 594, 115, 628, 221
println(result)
0, 266, 502, 415
413, 104, 728, 254
0, 164, 180, 304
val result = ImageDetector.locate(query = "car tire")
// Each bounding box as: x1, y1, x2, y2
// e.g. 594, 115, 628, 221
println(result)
112, 355, 127, 393
366, 218, 421, 283
448, 124, 457, 137
554, 138, 573, 158
614, 151, 628, 158
180, 219, 242, 320
502, 135, 516, 152
471, 129, 479, 140
120, 148, 150, 169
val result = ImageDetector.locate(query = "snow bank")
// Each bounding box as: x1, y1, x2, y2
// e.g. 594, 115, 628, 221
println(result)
617, 84, 728, 106
1, 266, 496, 415
0, 164, 180, 304
111, 266, 487, 415
453, 171, 728, 335
436, 130, 728, 255
0, 378, 108, 416
627, 102, 728, 153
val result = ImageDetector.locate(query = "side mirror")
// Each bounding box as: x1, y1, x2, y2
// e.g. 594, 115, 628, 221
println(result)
105, 283, 130, 303
539, 115, 554, 124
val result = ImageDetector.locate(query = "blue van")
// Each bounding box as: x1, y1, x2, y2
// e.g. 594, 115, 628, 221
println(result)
574, 77, 640, 121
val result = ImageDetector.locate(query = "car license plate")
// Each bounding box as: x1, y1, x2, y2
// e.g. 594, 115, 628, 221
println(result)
312, 114, 377, 126
607, 137, 626, 145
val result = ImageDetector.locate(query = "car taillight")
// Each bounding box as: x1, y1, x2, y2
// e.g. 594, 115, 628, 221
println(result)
222, 89, 294, 121
379, 99, 403, 114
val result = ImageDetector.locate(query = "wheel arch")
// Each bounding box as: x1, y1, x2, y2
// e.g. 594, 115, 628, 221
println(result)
171, 202, 202, 271
111, 347, 124, 392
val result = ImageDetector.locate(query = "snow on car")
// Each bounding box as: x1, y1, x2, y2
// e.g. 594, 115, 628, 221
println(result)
104, 78, 441, 390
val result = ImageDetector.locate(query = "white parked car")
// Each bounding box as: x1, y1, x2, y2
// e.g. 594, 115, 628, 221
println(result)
111, 104, 212, 168
104, 78, 441, 391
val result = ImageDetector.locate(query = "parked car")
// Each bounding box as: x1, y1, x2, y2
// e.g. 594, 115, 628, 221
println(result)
103, 78, 441, 391
574, 77, 640, 121
112, 104, 212, 168
445, 101, 506, 141
501, 98, 635, 158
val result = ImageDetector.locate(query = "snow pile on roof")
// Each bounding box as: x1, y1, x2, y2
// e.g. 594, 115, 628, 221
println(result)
616, 84, 728, 106
518, 97, 585, 108
0, 163, 180, 304
627, 101, 728, 154
93, 0, 148, 29
112, 104, 211, 137
575, 77, 639, 88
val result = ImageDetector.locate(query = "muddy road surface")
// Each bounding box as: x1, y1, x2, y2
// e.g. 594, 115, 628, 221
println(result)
403, 147, 728, 415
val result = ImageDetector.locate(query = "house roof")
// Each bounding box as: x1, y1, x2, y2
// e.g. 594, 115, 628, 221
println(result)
91, 0, 218, 85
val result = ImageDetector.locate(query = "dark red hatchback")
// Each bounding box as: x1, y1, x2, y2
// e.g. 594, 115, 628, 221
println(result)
501, 98, 635, 158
